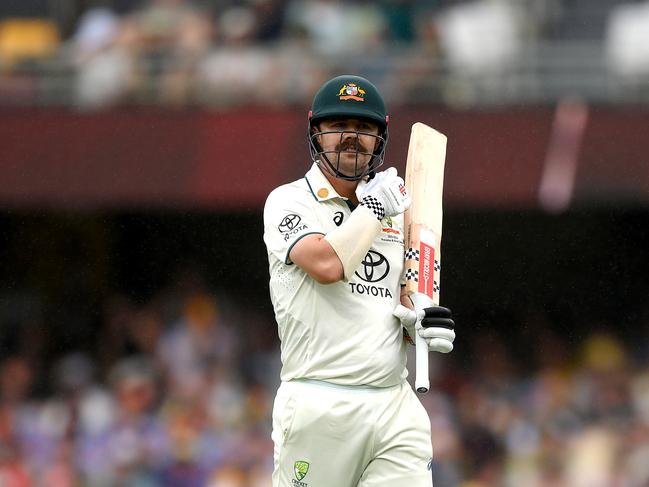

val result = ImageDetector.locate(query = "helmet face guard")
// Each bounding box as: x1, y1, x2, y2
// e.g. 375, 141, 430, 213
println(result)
308, 124, 388, 181
307, 75, 389, 181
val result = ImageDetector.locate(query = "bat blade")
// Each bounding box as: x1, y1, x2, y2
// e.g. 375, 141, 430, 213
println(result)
403, 122, 447, 393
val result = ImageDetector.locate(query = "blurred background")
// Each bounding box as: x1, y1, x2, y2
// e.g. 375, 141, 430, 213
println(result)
0, 0, 648, 486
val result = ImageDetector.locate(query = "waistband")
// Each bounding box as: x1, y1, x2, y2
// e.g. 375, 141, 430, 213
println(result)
288, 378, 403, 392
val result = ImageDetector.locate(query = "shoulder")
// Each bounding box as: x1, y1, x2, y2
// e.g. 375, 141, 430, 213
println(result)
265, 178, 313, 210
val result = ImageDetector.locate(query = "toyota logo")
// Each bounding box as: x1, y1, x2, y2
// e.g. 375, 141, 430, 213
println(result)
278, 214, 301, 232
354, 250, 390, 283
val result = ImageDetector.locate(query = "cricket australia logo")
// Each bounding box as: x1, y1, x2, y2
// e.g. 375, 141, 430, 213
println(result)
349, 250, 393, 298
292, 461, 310, 486
337, 83, 366, 101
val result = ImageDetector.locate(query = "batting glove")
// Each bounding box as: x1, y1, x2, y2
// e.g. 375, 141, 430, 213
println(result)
356, 167, 411, 220
393, 304, 455, 353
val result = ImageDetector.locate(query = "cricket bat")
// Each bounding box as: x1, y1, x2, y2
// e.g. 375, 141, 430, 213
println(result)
403, 122, 447, 394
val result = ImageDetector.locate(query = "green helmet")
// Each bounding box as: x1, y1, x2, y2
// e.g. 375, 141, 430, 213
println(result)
308, 75, 389, 181
310, 75, 388, 130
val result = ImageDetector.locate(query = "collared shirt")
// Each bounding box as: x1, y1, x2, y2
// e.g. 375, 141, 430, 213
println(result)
263, 163, 408, 387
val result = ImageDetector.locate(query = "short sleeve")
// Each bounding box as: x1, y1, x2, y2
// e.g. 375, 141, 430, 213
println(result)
263, 184, 325, 264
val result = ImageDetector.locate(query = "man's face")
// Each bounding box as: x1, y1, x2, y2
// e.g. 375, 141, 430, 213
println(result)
315, 118, 381, 178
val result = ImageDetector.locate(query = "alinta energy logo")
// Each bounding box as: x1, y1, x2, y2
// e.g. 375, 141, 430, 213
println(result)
350, 250, 393, 298
382, 216, 401, 237
279, 214, 308, 241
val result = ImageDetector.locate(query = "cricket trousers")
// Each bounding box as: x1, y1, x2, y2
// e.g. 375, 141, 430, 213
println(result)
271, 379, 433, 487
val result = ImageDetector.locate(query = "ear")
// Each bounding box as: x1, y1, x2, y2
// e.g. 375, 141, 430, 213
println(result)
311, 124, 323, 147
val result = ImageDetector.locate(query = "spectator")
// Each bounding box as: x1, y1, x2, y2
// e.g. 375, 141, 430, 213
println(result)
434, 0, 524, 104
283, 0, 388, 56
72, 6, 138, 108
77, 356, 169, 485
605, 1, 649, 85
157, 293, 238, 393
459, 425, 505, 487
195, 5, 280, 106
0, 357, 34, 487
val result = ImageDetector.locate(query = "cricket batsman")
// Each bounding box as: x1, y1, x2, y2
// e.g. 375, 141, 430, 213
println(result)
263, 75, 456, 487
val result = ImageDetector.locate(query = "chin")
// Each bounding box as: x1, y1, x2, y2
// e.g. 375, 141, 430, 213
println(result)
340, 167, 368, 178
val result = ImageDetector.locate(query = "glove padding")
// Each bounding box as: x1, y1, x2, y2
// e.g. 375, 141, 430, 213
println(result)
393, 304, 455, 353
356, 167, 411, 219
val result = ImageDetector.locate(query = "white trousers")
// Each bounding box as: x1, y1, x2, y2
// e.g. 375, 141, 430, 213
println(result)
271, 379, 433, 487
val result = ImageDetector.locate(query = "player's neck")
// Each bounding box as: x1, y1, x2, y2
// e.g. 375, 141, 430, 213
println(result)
323, 171, 359, 204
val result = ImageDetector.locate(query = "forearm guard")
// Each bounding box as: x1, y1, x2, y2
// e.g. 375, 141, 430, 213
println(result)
324, 205, 381, 281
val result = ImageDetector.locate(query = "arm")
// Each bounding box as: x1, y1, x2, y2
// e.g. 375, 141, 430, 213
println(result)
400, 286, 414, 309
290, 167, 411, 284
289, 203, 381, 283
289, 234, 344, 284
399, 286, 416, 345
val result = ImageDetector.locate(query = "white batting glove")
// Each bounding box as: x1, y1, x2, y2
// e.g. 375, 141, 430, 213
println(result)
356, 167, 411, 220
393, 304, 455, 353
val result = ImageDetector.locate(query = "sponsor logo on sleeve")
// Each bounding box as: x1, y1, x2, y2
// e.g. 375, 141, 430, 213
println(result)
279, 214, 308, 241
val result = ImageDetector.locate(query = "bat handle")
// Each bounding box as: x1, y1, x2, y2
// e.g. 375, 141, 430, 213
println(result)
415, 334, 429, 393
410, 292, 435, 394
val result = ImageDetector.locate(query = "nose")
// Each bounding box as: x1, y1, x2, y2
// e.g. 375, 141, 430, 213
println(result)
340, 134, 360, 148
346, 122, 363, 133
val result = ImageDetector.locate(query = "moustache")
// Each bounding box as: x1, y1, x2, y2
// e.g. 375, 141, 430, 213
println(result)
336, 138, 369, 153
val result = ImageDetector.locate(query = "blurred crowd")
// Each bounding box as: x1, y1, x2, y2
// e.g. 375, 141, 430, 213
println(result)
0, 0, 648, 107
425, 326, 649, 487
2, 268, 649, 486
1, 270, 280, 487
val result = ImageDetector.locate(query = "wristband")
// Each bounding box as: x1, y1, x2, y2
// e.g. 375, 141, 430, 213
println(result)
359, 195, 386, 221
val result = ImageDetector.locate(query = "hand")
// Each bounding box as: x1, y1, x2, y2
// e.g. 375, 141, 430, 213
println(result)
393, 304, 455, 353
356, 167, 411, 219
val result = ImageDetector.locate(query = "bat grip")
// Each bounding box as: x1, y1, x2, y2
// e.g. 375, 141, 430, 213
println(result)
415, 334, 429, 393
410, 292, 435, 394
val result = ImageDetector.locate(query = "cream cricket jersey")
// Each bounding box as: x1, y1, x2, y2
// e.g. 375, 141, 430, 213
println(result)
263, 164, 408, 387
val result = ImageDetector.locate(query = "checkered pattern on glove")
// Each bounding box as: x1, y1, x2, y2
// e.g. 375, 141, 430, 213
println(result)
359, 195, 386, 221
355, 167, 411, 219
